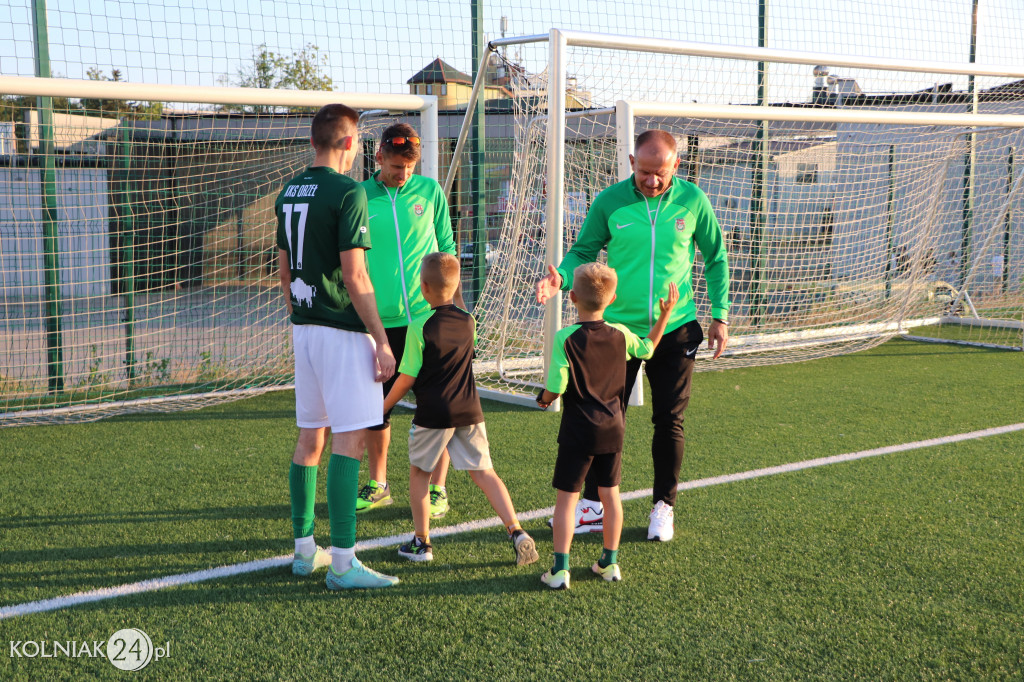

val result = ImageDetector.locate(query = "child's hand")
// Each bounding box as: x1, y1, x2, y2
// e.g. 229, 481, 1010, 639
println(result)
659, 282, 679, 313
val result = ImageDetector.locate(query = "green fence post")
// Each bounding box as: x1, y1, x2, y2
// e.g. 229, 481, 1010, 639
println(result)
470, 0, 487, 306
32, 0, 64, 393
749, 0, 769, 326
960, 0, 979, 287
1005, 146, 1014, 294
885, 145, 896, 299
120, 126, 137, 382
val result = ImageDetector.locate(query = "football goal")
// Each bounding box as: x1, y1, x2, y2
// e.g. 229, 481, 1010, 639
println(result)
0, 75, 438, 426
462, 29, 1024, 406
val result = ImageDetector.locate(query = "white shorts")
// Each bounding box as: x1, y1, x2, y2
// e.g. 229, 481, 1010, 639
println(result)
292, 324, 383, 433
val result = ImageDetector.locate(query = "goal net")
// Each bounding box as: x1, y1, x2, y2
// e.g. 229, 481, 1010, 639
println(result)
471, 32, 1024, 402
0, 78, 437, 426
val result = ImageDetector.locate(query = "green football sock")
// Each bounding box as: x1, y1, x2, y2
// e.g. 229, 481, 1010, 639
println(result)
552, 552, 570, 574
598, 548, 618, 568
289, 462, 318, 539
328, 454, 361, 549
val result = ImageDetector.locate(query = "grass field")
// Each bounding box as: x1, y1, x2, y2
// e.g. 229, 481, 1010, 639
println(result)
1, 339, 1022, 680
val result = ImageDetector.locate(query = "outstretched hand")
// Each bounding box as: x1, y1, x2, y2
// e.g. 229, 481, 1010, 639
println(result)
535, 264, 563, 304
659, 282, 679, 314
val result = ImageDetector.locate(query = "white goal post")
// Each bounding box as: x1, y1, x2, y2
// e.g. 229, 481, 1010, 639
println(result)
0, 75, 440, 180
462, 29, 1024, 408
0, 76, 438, 426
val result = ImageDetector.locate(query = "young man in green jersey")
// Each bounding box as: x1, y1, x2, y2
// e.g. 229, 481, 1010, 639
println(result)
275, 103, 398, 590
537, 263, 678, 589
357, 124, 462, 519
382, 253, 538, 567
536, 129, 730, 543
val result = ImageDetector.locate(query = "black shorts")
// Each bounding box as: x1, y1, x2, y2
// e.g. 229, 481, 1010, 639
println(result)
367, 325, 408, 431
552, 445, 622, 493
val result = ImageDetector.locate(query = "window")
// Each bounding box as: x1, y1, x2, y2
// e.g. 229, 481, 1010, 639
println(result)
426, 84, 433, 95
796, 163, 818, 184
440, 84, 447, 96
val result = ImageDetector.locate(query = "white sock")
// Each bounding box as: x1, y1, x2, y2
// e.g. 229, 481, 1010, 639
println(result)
332, 546, 355, 573
295, 535, 316, 557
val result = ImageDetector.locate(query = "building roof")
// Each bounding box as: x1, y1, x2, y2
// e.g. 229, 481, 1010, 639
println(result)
407, 58, 472, 86
807, 77, 1024, 107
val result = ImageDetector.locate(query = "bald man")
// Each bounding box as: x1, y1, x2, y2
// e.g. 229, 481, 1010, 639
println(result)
536, 129, 731, 543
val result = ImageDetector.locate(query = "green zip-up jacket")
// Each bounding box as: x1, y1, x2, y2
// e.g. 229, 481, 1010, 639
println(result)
362, 172, 457, 328
556, 176, 730, 336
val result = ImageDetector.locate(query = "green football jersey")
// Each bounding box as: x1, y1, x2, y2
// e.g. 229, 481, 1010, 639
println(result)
275, 165, 372, 332
361, 172, 457, 328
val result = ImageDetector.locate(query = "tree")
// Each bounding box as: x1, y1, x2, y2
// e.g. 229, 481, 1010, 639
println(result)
228, 43, 333, 113
80, 68, 163, 119
1, 83, 79, 154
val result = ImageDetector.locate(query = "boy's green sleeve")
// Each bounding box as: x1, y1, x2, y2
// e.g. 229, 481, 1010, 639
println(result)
545, 326, 576, 394
611, 322, 655, 360
398, 317, 426, 378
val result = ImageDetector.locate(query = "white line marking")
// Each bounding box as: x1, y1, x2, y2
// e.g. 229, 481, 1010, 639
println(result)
3, 421, 1022, 620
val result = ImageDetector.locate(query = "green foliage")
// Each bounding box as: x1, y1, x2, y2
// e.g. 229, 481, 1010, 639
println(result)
196, 350, 231, 383
78, 68, 164, 119
135, 351, 172, 386
0, 84, 80, 153
225, 43, 333, 113
76, 344, 111, 390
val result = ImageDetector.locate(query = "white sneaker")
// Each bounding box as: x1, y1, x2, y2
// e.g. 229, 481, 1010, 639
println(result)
546, 499, 604, 534
647, 500, 674, 542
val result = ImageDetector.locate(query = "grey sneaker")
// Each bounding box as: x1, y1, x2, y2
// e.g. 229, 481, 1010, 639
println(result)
511, 530, 539, 566
292, 546, 332, 576
355, 480, 392, 512
325, 558, 399, 590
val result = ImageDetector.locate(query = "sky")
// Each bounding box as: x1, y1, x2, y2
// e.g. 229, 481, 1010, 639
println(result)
1, 0, 1023, 108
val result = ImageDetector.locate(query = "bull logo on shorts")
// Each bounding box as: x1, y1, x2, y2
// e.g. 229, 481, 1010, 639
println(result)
414, 204, 424, 216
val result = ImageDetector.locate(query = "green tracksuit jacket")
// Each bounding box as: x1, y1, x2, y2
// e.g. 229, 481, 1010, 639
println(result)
362, 172, 457, 328
556, 176, 730, 335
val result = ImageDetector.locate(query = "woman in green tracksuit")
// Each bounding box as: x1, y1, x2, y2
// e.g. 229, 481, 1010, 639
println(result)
537, 129, 731, 543
356, 124, 463, 518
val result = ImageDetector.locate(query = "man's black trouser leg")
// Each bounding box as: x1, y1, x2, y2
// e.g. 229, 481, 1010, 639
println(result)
582, 321, 703, 506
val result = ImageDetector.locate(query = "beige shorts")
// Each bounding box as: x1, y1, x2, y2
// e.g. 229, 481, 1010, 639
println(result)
408, 423, 492, 472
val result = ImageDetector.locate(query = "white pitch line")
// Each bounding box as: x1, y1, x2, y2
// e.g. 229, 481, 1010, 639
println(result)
2, 421, 1022, 620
